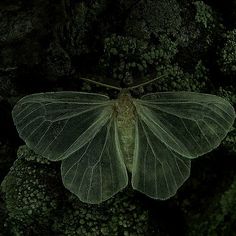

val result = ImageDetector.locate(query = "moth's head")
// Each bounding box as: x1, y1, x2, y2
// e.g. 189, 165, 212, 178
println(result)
118, 88, 131, 97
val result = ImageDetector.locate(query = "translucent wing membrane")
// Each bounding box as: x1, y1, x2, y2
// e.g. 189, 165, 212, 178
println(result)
61, 118, 128, 204
135, 91, 235, 159
12, 92, 113, 161
12, 90, 235, 203
12, 92, 128, 204
132, 91, 235, 199
132, 118, 191, 199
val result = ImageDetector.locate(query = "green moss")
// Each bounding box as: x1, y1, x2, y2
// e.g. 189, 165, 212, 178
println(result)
1, 145, 152, 235
222, 125, 236, 154
0, 146, 61, 235
125, 0, 182, 39
59, 0, 107, 57
185, 176, 236, 235
218, 29, 236, 75
16, 145, 50, 164
1, 146, 61, 229
214, 87, 236, 153
142, 60, 209, 93
53, 191, 150, 236
194, 1, 215, 30
99, 34, 177, 81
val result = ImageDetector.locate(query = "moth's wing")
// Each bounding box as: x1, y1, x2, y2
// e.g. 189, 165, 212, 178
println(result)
131, 91, 235, 199
12, 92, 114, 161
61, 117, 128, 204
13, 91, 128, 203
135, 91, 235, 159
132, 117, 191, 199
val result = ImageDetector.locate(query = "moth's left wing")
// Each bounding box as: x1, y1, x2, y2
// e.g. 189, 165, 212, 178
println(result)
131, 91, 235, 199
135, 91, 235, 159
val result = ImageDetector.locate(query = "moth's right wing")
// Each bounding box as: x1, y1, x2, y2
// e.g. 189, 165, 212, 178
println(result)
12, 91, 128, 203
132, 115, 191, 200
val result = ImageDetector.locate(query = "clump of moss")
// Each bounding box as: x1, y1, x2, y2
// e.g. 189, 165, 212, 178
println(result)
53, 191, 150, 236
221, 122, 236, 154
99, 34, 177, 82
140, 60, 209, 93
214, 87, 236, 153
1, 145, 62, 233
194, 1, 216, 30
58, 1, 107, 58
16, 145, 50, 164
125, 0, 182, 39
1, 160, 58, 223
185, 175, 236, 236
1, 145, 153, 235
218, 29, 236, 75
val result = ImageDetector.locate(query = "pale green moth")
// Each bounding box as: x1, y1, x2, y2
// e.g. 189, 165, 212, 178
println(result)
12, 78, 236, 204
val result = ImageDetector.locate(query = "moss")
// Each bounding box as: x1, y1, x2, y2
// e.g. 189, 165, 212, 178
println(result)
185, 176, 236, 235
221, 125, 236, 154
44, 41, 72, 80
138, 60, 209, 93
16, 145, 50, 164
1, 145, 153, 235
99, 34, 177, 82
53, 192, 150, 236
125, 0, 182, 39
218, 29, 236, 75
214, 87, 236, 153
194, 1, 216, 30
58, 0, 107, 58
1, 145, 62, 231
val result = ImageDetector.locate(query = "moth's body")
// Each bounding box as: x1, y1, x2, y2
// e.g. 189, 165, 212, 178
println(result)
115, 89, 136, 172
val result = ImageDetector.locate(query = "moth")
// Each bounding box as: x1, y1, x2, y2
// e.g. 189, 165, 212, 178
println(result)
12, 78, 236, 204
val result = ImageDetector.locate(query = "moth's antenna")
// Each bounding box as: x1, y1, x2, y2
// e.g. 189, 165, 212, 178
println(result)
128, 74, 167, 90
80, 77, 122, 91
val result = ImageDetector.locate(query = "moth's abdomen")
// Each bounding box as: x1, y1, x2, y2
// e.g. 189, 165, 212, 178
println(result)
115, 93, 136, 172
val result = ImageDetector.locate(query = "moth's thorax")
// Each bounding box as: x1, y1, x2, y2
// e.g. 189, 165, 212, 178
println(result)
116, 91, 136, 119
115, 90, 136, 172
